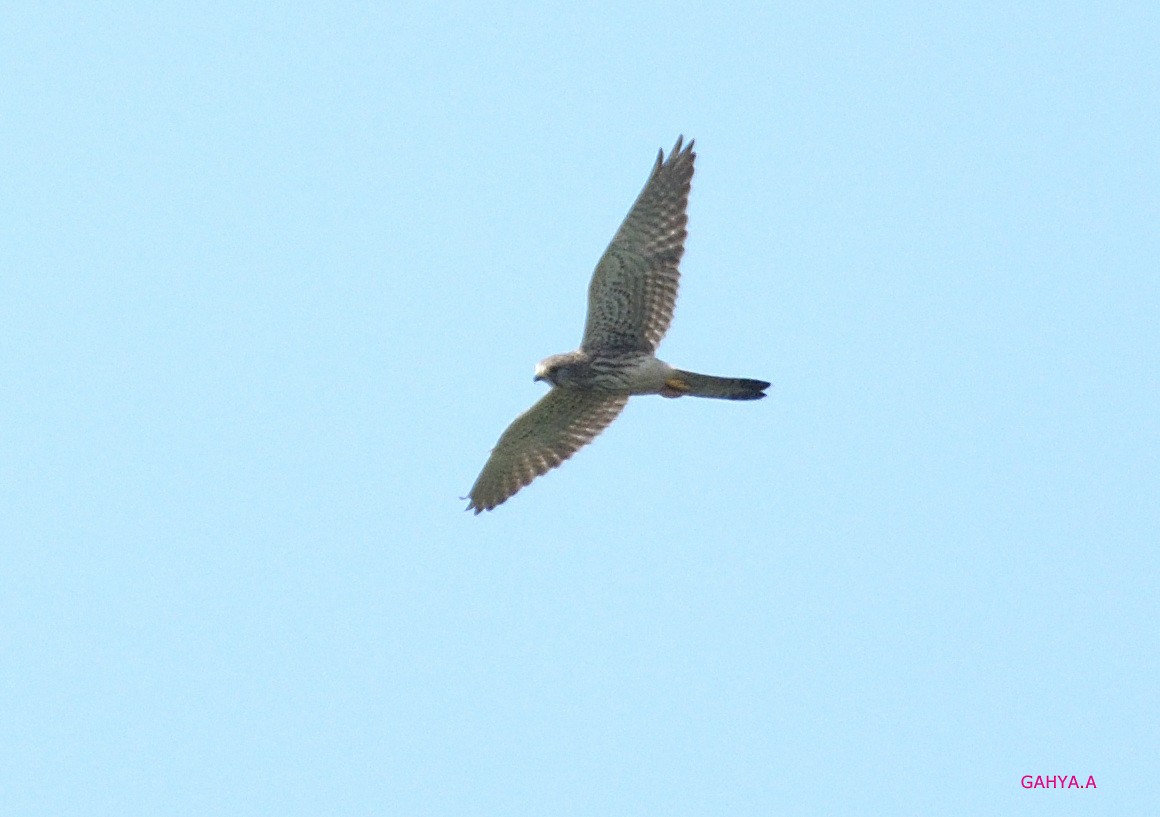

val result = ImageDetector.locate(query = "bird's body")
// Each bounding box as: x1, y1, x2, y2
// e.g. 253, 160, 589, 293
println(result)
535, 350, 672, 395
467, 137, 769, 513
535, 350, 767, 399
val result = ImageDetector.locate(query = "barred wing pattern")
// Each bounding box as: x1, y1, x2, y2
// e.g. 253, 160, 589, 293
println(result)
467, 389, 629, 513
580, 137, 695, 353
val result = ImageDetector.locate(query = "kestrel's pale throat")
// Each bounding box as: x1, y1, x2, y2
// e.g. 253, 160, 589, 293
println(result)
467, 137, 769, 513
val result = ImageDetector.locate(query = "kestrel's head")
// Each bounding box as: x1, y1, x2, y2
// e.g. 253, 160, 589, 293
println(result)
534, 351, 586, 387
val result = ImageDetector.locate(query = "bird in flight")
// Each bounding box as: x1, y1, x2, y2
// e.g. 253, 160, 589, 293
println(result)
466, 136, 769, 513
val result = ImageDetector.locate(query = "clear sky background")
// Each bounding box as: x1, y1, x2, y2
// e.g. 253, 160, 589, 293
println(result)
2, 2, 1157, 815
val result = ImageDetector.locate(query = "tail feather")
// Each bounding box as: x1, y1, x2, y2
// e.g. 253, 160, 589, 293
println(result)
670, 370, 769, 400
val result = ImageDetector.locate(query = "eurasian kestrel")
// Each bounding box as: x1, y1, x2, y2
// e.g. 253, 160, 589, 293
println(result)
466, 137, 768, 513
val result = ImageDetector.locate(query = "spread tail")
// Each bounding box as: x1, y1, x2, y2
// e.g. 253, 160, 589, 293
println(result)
664, 370, 770, 400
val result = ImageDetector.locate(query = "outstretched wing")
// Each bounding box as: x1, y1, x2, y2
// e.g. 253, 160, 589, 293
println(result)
467, 389, 629, 513
580, 136, 695, 354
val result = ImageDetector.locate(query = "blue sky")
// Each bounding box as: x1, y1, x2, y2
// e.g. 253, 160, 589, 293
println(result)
2, 1, 1157, 814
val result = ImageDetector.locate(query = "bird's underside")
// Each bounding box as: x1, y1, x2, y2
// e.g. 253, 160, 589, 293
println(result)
466, 137, 769, 514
